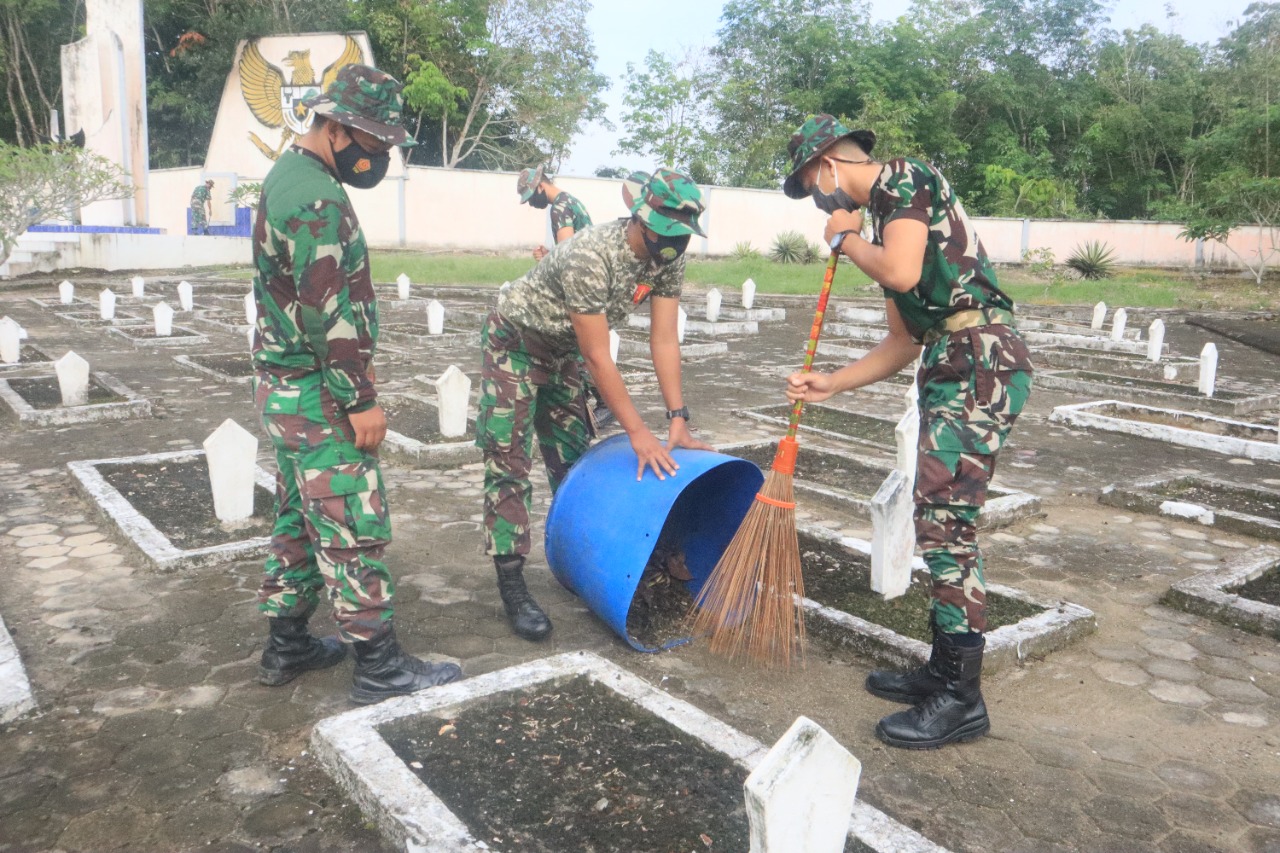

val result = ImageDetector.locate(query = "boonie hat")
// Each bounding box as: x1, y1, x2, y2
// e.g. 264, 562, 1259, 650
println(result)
622, 168, 706, 237
302, 64, 414, 147
516, 165, 547, 203
782, 113, 876, 199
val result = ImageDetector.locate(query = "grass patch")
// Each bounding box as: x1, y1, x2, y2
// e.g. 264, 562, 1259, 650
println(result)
999, 266, 1276, 310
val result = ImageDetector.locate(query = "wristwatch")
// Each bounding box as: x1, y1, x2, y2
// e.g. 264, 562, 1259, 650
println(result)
665, 406, 690, 422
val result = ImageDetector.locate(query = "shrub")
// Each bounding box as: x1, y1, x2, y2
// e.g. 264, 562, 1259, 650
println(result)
731, 240, 761, 261
769, 230, 809, 264
1065, 241, 1117, 280
1021, 246, 1055, 279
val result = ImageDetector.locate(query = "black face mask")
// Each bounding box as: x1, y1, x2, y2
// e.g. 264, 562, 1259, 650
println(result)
529, 190, 549, 209
810, 159, 861, 214
643, 229, 691, 265
333, 134, 390, 189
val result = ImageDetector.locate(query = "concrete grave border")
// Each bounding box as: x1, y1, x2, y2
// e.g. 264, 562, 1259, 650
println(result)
1162, 546, 1280, 640
0, 371, 152, 427
717, 305, 786, 322
66, 449, 274, 570
311, 650, 951, 853
1100, 475, 1280, 541
616, 330, 727, 358
172, 352, 253, 385
54, 310, 147, 327
190, 310, 250, 333
1050, 400, 1280, 462
1034, 370, 1278, 415
797, 523, 1097, 674
1034, 345, 1199, 382
733, 403, 897, 452
380, 391, 481, 468
716, 439, 1042, 531
0, 342, 56, 373
381, 324, 477, 347
627, 313, 760, 336
0, 613, 35, 723
107, 324, 209, 348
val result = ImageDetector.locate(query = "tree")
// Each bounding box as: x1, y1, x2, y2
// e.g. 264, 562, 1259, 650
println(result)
615, 49, 711, 172
0, 142, 131, 266
0, 0, 81, 146
1179, 174, 1280, 283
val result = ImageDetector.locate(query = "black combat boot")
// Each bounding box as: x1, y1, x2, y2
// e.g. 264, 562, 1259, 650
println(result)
495, 555, 553, 641
875, 632, 990, 750
865, 619, 945, 704
257, 615, 348, 686
349, 625, 463, 705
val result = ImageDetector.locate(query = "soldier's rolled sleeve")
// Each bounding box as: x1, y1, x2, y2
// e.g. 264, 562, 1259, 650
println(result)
287, 204, 375, 411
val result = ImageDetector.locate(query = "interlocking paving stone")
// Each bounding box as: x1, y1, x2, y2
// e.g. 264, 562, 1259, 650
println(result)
1141, 638, 1201, 661
1147, 681, 1214, 707
1142, 657, 1203, 682
1202, 676, 1270, 703
1092, 660, 1150, 686
1221, 711, 1269, 727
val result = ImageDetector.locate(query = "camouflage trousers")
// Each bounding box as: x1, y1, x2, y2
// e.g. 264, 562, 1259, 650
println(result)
189, 205, 208, 236
914, 324, 1033, 635
476, 312, 591, 557
254, 371, 394, 642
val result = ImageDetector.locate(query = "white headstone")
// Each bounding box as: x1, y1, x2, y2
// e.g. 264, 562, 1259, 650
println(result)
396, 273, 411, 301
1199, 342, 1218, 397
1146, 319, 1165, 362
243, 291, 255, 325
99, 288, 116, 320
246, 324, 255, 350
895, 403, 920, 480
706, 288, 722, 323
130, 275, 144, 297
742, 278, 756, 309
0, 317, 21, 364
203, 418, 259, 522
153, 301, 174, 337
177, 281, 193, 311
1091, 301, 1107, 330
744, 716, 860, 853
55, 351, 90, 407
58, 280, 74, 304
433, 365, 471, 438
427, 300, 445, 335
677, 306, 687, 344
609, 329, 620, 364
870, 469, 914, 599
1110, 308, 1128, 341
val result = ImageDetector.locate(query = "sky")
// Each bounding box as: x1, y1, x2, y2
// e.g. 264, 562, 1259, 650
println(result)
558, 0, 1257, 177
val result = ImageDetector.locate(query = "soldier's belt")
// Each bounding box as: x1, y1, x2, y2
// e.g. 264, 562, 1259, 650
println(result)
919, 308, 1015, 345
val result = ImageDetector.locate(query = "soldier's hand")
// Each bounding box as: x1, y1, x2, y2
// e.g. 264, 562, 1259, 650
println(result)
630, 428, 678, 482
824, 209, 863, 248
666, 419, 712, 452
786, 371, 836, 404
348, 404, 387, 452
532, 246, 548, 261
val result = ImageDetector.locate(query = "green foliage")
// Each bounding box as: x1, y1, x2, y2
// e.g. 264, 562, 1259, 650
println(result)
769, 231, 811, 264
1065, 241, 1117, 280
615, 50, 711, 172
227, 182, 263, 209
730, 241, 761, 261
1021, 246, 1055, 278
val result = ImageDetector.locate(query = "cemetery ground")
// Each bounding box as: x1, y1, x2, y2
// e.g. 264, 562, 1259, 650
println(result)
0, 269, 1278, 853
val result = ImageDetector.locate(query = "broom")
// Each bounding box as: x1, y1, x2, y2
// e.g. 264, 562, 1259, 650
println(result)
689, 243, 842, 666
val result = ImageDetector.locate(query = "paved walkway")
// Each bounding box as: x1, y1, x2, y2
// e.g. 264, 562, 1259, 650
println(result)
0, 278, 1277, 853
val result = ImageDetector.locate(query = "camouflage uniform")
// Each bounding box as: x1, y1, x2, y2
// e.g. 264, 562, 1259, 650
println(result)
549, 191, 592, 234
866, 157, 1034, 635
251, 145, 392, 643
477, 217, 685, 557
189, 184, 211, 235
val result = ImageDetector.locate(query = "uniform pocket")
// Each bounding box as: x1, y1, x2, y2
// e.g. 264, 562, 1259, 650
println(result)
299, 457, 391, 544
262, 384, 302, 416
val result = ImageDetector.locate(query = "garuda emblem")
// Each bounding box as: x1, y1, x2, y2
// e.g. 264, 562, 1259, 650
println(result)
239, 35, 364, 161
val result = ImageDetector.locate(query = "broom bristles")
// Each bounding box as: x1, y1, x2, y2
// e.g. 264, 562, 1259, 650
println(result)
689, 457, 807, 667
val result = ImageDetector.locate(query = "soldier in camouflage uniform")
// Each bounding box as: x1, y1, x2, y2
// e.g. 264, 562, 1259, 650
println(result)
251, 64, 462, 705
479, 167, 712, 641
783, 114, 1033, 749
189, 179, 213, 235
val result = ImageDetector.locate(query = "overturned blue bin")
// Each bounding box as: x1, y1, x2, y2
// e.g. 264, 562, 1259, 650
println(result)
545, 434, 764, 651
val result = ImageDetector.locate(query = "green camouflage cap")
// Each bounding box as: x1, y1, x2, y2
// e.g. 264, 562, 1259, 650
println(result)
622, 168, 706, 237
516, 165, 547, 203
302, 64, 415, 147
782, 113, 876, 199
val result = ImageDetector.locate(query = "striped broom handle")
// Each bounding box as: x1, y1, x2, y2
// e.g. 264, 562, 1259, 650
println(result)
785, 246, 842, 438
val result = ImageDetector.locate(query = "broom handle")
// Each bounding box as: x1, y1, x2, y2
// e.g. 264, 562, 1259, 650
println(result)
785, 245, 842, 438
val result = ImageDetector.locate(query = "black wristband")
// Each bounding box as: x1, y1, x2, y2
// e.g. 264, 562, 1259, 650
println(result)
665, 406, 690, 422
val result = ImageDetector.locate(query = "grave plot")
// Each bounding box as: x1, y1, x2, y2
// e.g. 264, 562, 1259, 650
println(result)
616, 329, 727, 358
0, 371, 151, 426
381, 322, 476, 347
1020, 317, 1143, 340
796, 524, 1096, 673
172, 351, 254, 384
380, 391, 480, 467
54, 309, 147, 327
312, 651, 949, 853
735, 403, 897, 451
1021, 327, 1157, 356
66, 448, 275, 570
1100, 475, 1280, 541
720, 439, 1041, 530
1162, 546, 1280, 640
1050, 400, 1280, 462
627, 312, 760, 336
1035, 345, 1199, 382
716, 304, 786, 322
793, 354, 916, 392
191, 308, 250, 332
0, 343, 54, 372
108, 322, 209, 347
1034, 369, 1278, 415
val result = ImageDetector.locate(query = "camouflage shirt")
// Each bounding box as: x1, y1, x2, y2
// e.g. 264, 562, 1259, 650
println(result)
498, 218, 683, 354
549, 190, 592, 237
251, 147, 377, 412
868, 157, 1014, 341
190, 185, 211, 208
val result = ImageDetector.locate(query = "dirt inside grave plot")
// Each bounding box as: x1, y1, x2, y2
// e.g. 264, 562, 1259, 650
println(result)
97, 456, 273, 549
188, 352, 254, 378
1062, 370, 1252, 400
118, 327, 203, 340
380, 675, 784, 853
381, 395, 472, 444
3, 346, 50, 365
799, 532, 1043, 641
1096, 404, 1273, 440
732, 442, 888, 497
1152, 479, 1280, 520
755, 404, 897, 446
1236, 566, 1280, 607
7, 377, 124, 409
